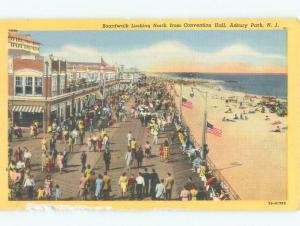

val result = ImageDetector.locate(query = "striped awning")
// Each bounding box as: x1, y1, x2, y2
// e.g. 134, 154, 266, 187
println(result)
12, 105, 44, 113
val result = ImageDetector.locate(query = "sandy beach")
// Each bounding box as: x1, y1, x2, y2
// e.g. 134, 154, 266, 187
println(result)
172, 81, 287, 200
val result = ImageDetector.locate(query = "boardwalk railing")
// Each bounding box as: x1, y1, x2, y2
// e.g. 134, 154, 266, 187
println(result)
179, 116, 241, 200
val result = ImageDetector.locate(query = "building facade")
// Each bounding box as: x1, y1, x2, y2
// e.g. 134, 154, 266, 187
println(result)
119, 67, 143, 91
8, 31, 140, 131
8, 30, 40, 54
8, 55, 102, 131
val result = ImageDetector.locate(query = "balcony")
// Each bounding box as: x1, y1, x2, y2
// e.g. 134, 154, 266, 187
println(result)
51, 81, 100, 97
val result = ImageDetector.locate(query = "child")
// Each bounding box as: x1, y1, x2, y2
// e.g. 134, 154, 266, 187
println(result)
54, 184, 62, 200
37, 186, 45, 200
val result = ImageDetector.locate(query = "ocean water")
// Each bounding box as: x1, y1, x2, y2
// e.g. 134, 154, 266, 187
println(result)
167, 73, 287, 98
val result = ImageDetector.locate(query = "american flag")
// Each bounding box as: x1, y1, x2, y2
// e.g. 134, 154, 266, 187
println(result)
207, 122, 222, 137
100, 57, 108, 67
182, 97, 193, 109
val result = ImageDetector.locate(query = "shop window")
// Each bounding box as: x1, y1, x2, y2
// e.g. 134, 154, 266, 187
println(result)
25, 77, 33, 95
35, 77, 42, 95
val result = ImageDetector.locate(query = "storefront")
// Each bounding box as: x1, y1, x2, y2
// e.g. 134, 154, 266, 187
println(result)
12, 105, 44, 128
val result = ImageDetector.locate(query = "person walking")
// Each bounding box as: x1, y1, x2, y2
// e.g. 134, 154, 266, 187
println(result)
23, 147, 32, 169
127, 174, 136, 200
41, 137, 47, 152
72, 128, 79, 145
144, 141, 151, 158
135, 145, 144, 168
87, 136, 92, 152
54, 184, 62, 200
80, 151, 87, 173
56, 152, 64, 174
127, 131, 132, 148
118, 172, 128, 199
152, 128, 158, 145
155, 179, 166, 200
102, 134, 109, 152
150, 169, 160, 200
37, 186, 45, 200
88, 171, 96, 200
125, 149, 133, 170
46, 155, 53, 173
91, 134, 98, 152
190, 185, 198, 201
63, 148, 69, 168
163, 140, 170, 162
95, 174, 103, 200
79, 174, 88, 200
68, 136, 74, 153
165, 172, 174, 200
23, 174, 35, 199
102, 171, 111, 200
103, 149, 111, 171
143, 168, 150, 197
135, 172, 145, 200
159, 144, 164, 161
41, 151, 47, 172
130, 137, 137, 153
84, 164, 92, 180
180, 186, 191, 201
192, 155, 201, 174
44, 175, 53, 200
79, 130, 84, 145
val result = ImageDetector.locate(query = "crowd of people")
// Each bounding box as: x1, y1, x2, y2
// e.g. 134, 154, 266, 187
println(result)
8, 78, 231, 201
8, 90, 131, 200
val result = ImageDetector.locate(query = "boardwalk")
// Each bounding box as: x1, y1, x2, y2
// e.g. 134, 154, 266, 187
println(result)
10, 98, 201, 200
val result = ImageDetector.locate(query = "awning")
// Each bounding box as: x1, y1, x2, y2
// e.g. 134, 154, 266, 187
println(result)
95, 91, 104, 100
12, 105, 44, 113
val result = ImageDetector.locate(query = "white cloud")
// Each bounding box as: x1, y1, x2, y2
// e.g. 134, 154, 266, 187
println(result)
212, 43, 284, 59
42, 41, 286, 70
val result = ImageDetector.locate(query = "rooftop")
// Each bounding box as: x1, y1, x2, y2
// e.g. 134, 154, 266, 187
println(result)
8, 30, 41, 45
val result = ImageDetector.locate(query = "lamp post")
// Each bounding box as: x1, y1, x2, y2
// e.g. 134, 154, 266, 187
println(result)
190, 87, 208, 148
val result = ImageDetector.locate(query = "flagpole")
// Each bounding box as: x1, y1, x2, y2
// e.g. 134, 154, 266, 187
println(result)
179, 82, 183, 117
191, 87, 208, 148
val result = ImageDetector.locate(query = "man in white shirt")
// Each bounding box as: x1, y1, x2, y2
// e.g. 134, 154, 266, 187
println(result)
23, 148, 32, 167
72, 128, 79, 144
23, 174, 35, 199
135, 172, 145, 200
16, 160, 25, 171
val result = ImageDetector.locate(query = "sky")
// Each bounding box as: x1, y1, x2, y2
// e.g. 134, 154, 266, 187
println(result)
23, 30, 287, 73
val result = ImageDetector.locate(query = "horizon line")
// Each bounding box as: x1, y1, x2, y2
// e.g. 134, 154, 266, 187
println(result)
143, 71, 287, 75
